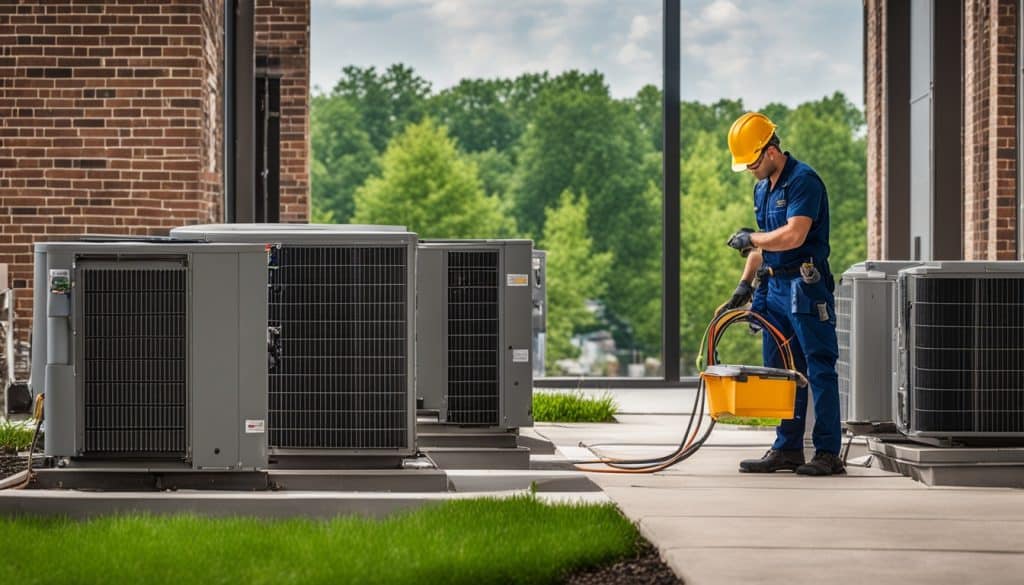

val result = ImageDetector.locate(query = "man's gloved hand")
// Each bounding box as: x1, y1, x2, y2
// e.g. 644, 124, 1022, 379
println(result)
726, 228, 756, 257
714, 280, 753, 318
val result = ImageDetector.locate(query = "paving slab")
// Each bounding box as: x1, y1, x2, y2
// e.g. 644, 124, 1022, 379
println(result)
534, 414, 1024, 585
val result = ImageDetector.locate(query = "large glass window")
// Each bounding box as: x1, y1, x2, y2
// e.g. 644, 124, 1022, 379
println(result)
310, 1, 664, 380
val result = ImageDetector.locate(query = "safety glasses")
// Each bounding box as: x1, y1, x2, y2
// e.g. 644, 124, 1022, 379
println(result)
746, 146, 769, 171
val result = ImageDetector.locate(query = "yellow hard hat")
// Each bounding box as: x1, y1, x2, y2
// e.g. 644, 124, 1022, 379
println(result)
727, 112, 777, 172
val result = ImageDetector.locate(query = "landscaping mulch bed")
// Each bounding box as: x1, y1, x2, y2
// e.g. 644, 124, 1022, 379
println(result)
0, 455, 30, 482
565, 540, 682, 585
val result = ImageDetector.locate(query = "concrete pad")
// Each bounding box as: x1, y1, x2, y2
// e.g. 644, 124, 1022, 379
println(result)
444, 469, 601, 493
869, 439, 1024, 488
642, 516, 1024, 553
602, 483, 1024, 521
660, 548, 1024, 585
420, 446, 530, 469
268, 469, 449, 492
538, 413, 1024, 585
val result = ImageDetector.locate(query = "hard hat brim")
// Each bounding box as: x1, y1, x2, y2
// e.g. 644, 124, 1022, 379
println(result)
731, 161, 749, 172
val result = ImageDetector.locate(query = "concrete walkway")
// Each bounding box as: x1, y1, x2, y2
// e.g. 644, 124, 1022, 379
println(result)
535, 410, 1024, 585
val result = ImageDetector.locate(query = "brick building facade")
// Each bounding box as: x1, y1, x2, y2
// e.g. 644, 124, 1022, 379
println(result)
0, 0, 310, 378
865, 0, 1020, 261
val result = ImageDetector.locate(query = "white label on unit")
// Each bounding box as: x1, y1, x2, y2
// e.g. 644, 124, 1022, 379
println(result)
507, 273, 529, 287
512, 349, 529, 363
244, 419, 265, 434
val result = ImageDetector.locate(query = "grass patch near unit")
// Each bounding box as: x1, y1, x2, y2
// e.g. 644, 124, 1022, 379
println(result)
0, 497, 638, 585
715, 415, 781, 428
0, 419, 34, 452
533, 391, 618, 423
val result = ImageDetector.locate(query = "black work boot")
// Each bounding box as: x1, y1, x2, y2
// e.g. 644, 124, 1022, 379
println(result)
738, 449, 805, 473
795, 451, 846, 476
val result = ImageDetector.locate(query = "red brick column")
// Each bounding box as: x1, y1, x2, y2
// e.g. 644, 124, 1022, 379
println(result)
255, 0, 309, 223
988, 0, 1018, 259
964, 0, 1018, 260
865, 0, 885, 260
0, 0, 224, 374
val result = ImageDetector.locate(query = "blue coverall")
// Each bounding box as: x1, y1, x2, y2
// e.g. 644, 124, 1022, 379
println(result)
749, 153, 842, 455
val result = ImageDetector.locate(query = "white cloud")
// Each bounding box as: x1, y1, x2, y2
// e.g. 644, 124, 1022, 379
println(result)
702, 0, 746, 27
311, 0, 863, 106
628, 15, 653, 41
616, 42, 653, 66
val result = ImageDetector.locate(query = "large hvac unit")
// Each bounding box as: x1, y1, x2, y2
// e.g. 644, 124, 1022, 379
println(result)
416, 240, 533, 430
35, 241, 268, 469
531, 250, 547, 379
170, 224, 417, 460
836, 261, 919, 434
895, 261, 1024, 443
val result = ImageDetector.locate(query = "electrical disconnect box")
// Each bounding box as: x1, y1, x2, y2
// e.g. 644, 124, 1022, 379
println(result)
531, 250, 547, 379
416, 240, 533, 430
34, 241, 268, 469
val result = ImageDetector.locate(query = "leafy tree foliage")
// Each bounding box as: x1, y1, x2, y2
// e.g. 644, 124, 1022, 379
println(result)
310, 95, 378, 223
540, 192, 613, 371
311, 63, 867, 371
351, 119, 515, 239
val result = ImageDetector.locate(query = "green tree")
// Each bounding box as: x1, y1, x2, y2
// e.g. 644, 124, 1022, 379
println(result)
429, 78, 523, 154
510, 70, 660, 355
782, 93, 866, 275
352, 119, 516, 239
540, 191, 613, 370
330, 64, 432, 151
680, 130, 761, 372
309, 95, 379, 222
465, 148, 514, 198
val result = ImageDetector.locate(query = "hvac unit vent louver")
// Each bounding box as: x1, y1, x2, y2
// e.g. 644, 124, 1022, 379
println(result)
35, 241, 268, 469
896, 262, 1024, 443
170, 224, 417, 459
417, 240, 533, 430
836, 261, 920, 434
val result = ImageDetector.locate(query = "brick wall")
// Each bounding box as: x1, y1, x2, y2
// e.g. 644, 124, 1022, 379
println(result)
0, 0, 224, 375
867, 0, 1018, 261
865, 0, 885, 260
963, 0, 1017, 260
987, 0, 1017, 260
256, 0, 309, 223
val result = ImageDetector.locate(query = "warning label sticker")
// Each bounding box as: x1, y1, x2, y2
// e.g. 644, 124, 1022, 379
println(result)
244, 419, 265, 434
512, 349, 529, 363
507, 274, 529, 287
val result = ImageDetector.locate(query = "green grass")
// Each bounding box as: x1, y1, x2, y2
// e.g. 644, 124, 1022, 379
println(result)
715, 415, 781, 427
0, 419, 35, 452
533, 391, 618, 423
0, 497, 638, 585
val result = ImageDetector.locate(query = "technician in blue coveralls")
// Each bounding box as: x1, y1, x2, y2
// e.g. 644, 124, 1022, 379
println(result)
715, 112, 845, 476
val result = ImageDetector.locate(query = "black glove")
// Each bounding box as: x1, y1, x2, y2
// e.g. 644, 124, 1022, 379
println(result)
714, 280, 753, 318
726, 228, 756, 257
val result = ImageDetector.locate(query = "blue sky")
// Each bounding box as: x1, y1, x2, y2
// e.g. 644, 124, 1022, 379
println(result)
310, 0, 863, 109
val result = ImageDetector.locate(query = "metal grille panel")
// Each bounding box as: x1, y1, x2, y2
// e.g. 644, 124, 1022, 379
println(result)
911, 277, 1024, 435
81, 267, 187, 455
447, 251, 499, 425
835, 280, 853, 422
268, 246, 408, 449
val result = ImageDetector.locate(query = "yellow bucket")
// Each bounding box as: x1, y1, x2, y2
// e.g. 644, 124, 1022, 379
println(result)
701, 364, 802, 420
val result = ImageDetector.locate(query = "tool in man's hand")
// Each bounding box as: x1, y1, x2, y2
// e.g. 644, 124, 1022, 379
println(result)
726, 228, 756, 257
